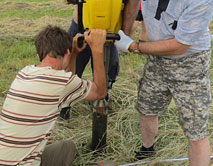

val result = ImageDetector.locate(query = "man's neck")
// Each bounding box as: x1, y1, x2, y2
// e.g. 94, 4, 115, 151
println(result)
37, 56, 63, 70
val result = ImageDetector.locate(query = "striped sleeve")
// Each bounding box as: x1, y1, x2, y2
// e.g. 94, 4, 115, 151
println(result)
59, 75, 92, 108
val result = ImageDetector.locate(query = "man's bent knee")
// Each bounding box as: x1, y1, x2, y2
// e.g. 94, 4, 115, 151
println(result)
41, 139, 77, 166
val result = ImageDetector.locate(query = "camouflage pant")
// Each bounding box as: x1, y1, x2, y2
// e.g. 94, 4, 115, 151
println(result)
135, 50, 212, 141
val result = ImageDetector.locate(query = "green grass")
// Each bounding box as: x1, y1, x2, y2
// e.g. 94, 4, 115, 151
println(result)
0, 0, 51, 2
0, 40, 38, 96
0, 2, 73, 19
0, 1, 73, 40
0, 9, 72, 19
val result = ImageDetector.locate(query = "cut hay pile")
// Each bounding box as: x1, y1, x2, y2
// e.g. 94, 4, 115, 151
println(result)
0, 0, 213, 165
0, 0, 73, 40
49, 55, 213, 166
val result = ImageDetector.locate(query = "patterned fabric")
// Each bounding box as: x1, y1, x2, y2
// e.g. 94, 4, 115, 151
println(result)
141, 0, 213, 59
135, 50, 212, 140
0, 65, 91, 166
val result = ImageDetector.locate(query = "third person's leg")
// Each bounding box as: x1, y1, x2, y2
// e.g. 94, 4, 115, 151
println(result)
188, 138, 210, 166
140, 114, 158, 148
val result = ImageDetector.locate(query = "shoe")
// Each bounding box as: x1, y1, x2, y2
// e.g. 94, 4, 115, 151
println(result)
135, 145, 156, 160
59, 107, 70, 120
108, 79, 115, 90
105, 93, 110, 102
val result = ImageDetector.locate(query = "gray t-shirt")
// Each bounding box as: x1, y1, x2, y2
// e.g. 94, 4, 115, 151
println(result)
142, 0, 213, 58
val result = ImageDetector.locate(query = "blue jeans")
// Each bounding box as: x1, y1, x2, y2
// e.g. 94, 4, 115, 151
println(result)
68, 19, 119, 84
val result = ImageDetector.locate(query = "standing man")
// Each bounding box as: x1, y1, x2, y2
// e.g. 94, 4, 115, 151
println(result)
115, 0, 213, 165
0, 26, 107, 166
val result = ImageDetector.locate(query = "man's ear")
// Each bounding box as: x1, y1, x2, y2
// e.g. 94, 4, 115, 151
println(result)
64, 49, 71, 61
64, 49, 71, 58
66, 49, 71, 56
36, 54, 41, 62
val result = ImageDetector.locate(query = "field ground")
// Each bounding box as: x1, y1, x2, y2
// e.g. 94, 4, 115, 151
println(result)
0, 0, 213, 165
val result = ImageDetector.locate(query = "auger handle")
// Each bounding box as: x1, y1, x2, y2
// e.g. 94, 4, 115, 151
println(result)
77, 34, 120, 48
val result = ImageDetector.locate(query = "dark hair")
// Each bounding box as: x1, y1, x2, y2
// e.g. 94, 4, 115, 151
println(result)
35, 25, 73, 61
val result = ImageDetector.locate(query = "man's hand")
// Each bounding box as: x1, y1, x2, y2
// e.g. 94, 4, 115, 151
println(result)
115, 30, 134, 53
71, 33, 87, 56
65, 33, 87, 73
84, 29, 106, 52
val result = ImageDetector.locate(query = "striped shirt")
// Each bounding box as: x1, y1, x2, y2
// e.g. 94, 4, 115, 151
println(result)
0, 65, 91, 166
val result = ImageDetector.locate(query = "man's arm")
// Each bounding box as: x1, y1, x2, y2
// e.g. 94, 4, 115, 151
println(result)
129, 38, 190, 56
84, 29, 107, 101
73, 5, 78, 23
122, 0, 140, 35
115, 30, 190, 56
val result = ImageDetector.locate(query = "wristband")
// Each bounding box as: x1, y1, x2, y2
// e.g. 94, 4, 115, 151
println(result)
129, 42, 140, 53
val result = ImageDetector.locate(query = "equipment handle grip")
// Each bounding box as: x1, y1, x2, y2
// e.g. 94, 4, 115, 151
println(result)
66, 0, 78, 4
106, 34, 120, 40
77, 34, 120, 48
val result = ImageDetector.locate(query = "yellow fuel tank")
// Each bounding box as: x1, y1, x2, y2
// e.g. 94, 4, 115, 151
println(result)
82, 0, 123, 34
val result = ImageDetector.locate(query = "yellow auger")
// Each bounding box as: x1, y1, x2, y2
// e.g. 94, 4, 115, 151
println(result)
82, 0, 123, 35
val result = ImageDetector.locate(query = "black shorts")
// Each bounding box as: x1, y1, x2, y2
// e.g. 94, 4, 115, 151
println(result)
136, 10, 143, 21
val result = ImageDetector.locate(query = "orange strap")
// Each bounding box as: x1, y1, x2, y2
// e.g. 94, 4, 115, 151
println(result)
98, 162, 104, 166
